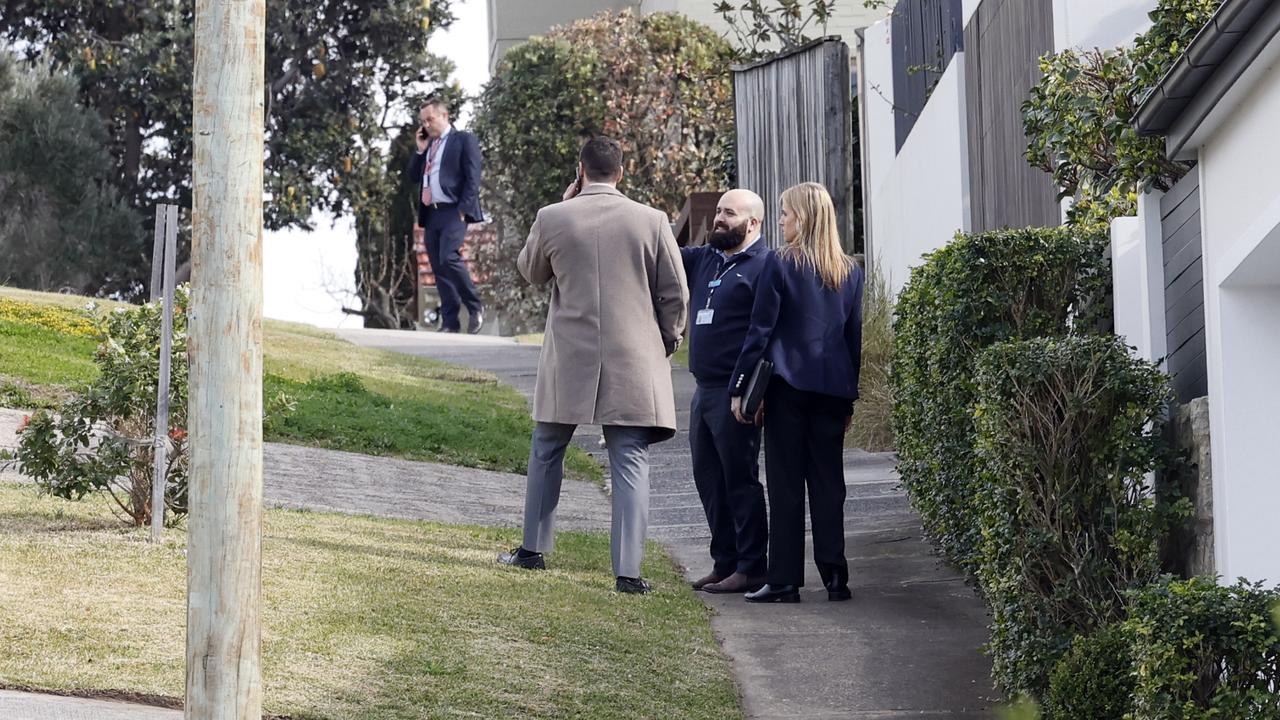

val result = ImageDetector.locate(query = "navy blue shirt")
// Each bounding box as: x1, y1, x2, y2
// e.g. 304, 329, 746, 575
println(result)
680, 238, 771, 386
729, 250, 864, 405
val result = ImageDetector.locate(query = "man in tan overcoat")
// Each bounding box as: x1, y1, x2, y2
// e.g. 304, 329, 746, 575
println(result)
497, 136, 688, 594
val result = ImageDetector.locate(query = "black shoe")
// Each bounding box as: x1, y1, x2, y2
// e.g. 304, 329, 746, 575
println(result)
467, 309, 484, 334
440, 326, 459, 334
744, 583, 800, 603
616, 576, 652, 594
823, 568, 851, 601
496, 547, 545, 570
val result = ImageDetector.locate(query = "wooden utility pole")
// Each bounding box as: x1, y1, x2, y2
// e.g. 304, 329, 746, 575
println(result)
187, 0, 266, 717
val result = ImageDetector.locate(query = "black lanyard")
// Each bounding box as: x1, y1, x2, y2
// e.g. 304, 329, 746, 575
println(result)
704, 258, 740, 310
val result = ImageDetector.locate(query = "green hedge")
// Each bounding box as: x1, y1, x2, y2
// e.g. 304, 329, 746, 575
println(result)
890, 226, 1110, 573
973, 335, 1178, 696
1044, 623, 1135, 720
1128, 576, 1280, 719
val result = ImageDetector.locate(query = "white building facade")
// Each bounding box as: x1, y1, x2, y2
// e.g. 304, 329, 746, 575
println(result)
1130, 0, 1280, 585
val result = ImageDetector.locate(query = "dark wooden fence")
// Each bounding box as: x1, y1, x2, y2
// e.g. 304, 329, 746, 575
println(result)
1161, 171, 1208, 401
890, 0, 965, 152
732, 38, 858, 252
963, 0, 1060, 232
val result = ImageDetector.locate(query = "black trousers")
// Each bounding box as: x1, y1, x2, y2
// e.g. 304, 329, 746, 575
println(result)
762, 378, 850, 587
690, 384, 768, 576
423, 204, 482, 330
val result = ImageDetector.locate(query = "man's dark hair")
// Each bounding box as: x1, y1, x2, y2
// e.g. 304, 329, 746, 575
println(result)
421, 96, 450, 116
579, 136, 623, 181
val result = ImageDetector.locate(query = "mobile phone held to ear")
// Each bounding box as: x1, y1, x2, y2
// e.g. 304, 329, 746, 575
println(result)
573, 164, 583, 192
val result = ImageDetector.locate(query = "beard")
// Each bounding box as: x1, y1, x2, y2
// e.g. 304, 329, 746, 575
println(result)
707, 222, 748, 251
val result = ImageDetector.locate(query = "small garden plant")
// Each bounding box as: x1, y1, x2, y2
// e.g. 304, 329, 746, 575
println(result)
14, 288, 189, 526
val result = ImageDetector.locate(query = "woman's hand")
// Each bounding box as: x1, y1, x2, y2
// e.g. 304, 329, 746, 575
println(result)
731, 396, 765, 426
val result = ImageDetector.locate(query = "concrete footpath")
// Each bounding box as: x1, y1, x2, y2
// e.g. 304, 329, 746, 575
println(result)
0, 328, 995, 719
340, 328, 997, 719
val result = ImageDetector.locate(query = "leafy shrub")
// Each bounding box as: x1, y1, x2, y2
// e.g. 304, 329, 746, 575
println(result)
1022, 0, 1222, 225
15, 288, 189, 526
1128, 576, 1280, 720
890, 226, 1110, 573
1043, 624, 1136, 720
973, 335, 1180, 696
472, 10, 735, 331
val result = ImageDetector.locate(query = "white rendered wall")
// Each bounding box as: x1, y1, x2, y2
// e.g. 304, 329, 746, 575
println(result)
1109, 192, 1168, 364
1052, 0, 1156, 52
869, 56, 970, 293
861, 19, 897, 203
1197, 57, 1280, 586
1110, 217, 1147, 356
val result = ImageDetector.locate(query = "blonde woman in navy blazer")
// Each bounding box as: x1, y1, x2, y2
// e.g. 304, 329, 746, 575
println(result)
729, 182, 863, 603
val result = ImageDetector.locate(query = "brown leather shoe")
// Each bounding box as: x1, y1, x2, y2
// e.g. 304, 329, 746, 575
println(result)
691, 572, 726, 590
703, 572, 767, 594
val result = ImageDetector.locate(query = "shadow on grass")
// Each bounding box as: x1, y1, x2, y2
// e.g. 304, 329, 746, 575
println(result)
0, 508, 124, 534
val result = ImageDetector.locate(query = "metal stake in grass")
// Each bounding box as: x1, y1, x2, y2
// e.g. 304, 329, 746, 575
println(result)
150, 203, 178, 544
187, 0, 266, 716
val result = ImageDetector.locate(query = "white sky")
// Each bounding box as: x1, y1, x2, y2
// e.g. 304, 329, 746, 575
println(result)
262, 0, 490, 328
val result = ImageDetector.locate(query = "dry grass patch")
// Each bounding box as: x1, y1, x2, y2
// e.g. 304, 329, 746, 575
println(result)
0, 483, 740, 719
847, 264, 895, 452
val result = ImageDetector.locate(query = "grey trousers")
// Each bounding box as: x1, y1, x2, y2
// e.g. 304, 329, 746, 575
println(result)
522, 422, 651, 579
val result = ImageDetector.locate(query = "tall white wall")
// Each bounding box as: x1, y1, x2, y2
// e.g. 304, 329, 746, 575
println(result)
1109, 193, 1168, 364
1052, 0, 1155, 52
1197, 54, 1280, 586
868, 56, 970, 292
862, 19, 897, 203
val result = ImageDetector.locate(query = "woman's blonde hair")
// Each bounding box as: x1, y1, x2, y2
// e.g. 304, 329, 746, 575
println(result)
780, 182, 852, 290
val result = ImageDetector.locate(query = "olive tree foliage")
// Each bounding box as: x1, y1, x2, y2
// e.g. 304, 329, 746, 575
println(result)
0, 0, 458, 301
0, 53, 141, 297
472, 10, 736, 332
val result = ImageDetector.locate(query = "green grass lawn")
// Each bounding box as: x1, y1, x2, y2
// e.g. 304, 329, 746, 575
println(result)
0, 483, 741, 719
0, 287, 601, 481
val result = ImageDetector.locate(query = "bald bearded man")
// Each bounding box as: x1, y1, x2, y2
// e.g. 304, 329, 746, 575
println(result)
681, 189, 771, 594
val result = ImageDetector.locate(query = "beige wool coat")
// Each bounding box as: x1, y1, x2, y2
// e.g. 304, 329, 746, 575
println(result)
518, 184, 688, 440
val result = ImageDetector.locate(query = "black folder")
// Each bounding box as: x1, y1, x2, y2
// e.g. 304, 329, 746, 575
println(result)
742, 359, 773, 417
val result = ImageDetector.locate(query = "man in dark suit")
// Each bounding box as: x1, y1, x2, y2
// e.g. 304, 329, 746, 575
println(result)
680, 189, 771, 595
407, 97, 485, 333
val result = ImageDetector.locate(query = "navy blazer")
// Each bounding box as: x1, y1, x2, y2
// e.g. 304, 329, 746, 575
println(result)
729, 251, 864, 406
680, 239, 771, 385
406, 126, 484, 224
